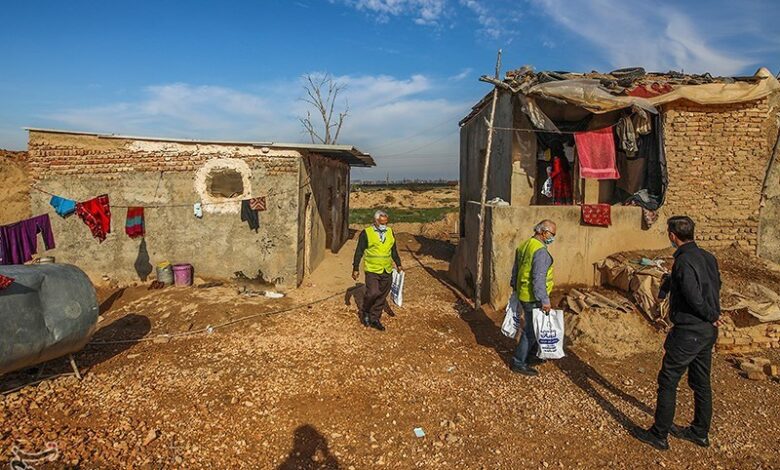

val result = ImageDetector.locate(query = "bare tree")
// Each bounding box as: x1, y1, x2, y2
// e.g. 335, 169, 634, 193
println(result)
299, 73, 349, 145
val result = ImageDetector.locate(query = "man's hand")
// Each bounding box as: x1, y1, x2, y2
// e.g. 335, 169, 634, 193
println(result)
542, 303, 552, 313
396, 264, 404, 272
351, 270, 359, 281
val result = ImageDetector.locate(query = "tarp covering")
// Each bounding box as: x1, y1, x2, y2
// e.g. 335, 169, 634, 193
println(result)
527, 68, 780, 114
0, 264, 98, 375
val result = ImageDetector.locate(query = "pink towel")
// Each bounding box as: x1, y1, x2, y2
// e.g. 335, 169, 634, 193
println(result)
574, 127, 620, 180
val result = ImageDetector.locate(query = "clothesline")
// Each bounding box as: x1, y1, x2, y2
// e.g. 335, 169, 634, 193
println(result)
493, 124, 617, 134
30, 179, 312, 209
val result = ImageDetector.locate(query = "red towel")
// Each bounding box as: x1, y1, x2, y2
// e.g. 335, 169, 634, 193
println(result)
574, 127, 620, 180
76, 194, 111, 242
125, 207, 145, 239
582, 204, 611, 227
0, 274, 13, 290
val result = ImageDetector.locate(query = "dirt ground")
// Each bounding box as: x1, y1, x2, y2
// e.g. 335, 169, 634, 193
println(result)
0, 150, 31, 225
350, 186, 458, 210
2, 233, 780, 469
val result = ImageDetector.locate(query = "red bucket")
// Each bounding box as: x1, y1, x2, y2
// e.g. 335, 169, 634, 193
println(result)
172, 264, 193, 287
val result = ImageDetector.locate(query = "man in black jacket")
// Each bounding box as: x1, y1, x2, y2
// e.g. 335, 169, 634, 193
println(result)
636, 216, 722, 451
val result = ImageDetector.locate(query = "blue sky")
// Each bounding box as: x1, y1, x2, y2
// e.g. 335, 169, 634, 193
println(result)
1, 0, 778, 180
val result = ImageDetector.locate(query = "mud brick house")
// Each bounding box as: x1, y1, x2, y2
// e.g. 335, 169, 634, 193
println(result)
24, 129, 374, 287
450, 67, 780, 308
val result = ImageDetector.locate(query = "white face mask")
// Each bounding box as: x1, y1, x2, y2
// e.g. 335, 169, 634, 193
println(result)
377, 224, 387, 231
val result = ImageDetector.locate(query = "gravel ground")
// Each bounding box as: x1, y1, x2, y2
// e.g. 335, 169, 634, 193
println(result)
2, 235, 779, 469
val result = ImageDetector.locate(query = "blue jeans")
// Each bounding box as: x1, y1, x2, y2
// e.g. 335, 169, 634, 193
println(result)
511, 301, 540, 368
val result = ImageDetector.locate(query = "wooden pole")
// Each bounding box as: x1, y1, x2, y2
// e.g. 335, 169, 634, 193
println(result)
474, 49, 502, 308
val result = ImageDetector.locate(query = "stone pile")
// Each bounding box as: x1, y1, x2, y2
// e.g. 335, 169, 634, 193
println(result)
732, 356, 780, 381
716, 316, 780, 354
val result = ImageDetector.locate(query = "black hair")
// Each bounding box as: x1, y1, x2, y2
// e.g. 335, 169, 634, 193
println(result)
667, 216, 695, 242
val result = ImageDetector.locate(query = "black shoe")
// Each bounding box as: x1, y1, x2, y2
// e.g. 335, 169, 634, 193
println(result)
670, 425, 709, 448
633, 428, 669, 451
361, 315, 370, 327
528, 356, 546, 366
369, 320, 386, 331
510, 365, 539, 376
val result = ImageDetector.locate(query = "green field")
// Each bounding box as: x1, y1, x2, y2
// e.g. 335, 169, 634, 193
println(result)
350, 207, 456, 224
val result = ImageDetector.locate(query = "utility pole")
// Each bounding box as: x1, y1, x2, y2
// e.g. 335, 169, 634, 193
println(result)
474, 49, 502, 309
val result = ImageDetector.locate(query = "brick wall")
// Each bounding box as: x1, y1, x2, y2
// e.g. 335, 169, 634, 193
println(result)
663, 97, 779, 249
27, 131, 300, 178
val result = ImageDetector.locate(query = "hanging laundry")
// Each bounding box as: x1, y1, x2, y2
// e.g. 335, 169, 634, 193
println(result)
616, 116, 638, 157
0, 214, 56, 265
194, 202, 203, 219
125, 207, 145, 239
249, 196, 267, 212
581, 204, 612, 227
616, 152, 647, 195
574, 127, 620, 180
76, 194, 111, 242
0, 274, 13, 290
632, 108, 652, 135
240, 199, 260, 232
550, 156, 573, 205
49, 195, 77, 217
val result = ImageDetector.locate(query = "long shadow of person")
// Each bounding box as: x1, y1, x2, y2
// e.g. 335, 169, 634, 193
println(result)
345, 284, 366, 323
555, 349, 654, 432
404, 250, 516, 366
277, 425, 340, 470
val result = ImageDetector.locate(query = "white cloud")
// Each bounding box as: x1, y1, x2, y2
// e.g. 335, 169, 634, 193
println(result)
43, 73, 467, 179
534, 0, 752, 75
449, 68, 473, 81
459, 0, 502, 39
337, 0, 448, 25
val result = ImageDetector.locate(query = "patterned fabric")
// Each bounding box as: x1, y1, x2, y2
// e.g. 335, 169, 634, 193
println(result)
248, 196, 267, 212
0, 274, 14, 290
125, 207, 145, 239
581, 204, 612, 227
76, 194, 111, 242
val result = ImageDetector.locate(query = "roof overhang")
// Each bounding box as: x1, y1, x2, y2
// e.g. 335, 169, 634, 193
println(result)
23, 128, 375, 167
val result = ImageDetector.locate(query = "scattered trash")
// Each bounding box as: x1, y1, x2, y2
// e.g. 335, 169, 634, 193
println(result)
487, 197, 509, 206
206, 325, 214, 334
413, 427, 426, 438
264, 291, 284, 299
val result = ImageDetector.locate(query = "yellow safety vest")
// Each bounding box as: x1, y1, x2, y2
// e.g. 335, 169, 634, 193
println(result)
515, 237, 554, 302
364, 226, 395, 274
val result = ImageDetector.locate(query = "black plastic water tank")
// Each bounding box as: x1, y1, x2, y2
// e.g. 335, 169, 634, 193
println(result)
0, 264, 99, 376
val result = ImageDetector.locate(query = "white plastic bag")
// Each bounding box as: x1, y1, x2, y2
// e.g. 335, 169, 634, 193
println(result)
391, 270, 405, 307
541, 177, 553, 198
501, 293, 521, 338
532, 309, 565, 359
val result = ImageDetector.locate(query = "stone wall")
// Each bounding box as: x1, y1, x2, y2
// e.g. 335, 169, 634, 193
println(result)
662, 97, 780, 250
27, 131, 303, 286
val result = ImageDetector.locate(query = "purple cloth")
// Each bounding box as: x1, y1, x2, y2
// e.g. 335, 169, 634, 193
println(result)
0, 214, 56, 265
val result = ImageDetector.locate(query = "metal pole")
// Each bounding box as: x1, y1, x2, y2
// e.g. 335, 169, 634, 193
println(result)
474, 49, 502, 308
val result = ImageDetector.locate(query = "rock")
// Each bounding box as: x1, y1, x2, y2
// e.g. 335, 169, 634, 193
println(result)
153, 336, 171, 344
143, 429, 158, 446
764, 364, 779, 377
745, 370, 767, 381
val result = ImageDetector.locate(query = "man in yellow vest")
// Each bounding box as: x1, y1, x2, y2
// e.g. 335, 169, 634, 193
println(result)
509, 219, 556, 376
352, 210, 403, 331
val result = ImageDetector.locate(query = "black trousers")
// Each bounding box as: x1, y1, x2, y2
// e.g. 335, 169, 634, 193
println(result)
651, 325, 717, 439
363, 272, 392, 322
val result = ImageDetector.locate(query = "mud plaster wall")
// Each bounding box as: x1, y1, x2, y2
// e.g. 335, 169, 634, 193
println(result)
297, 154, 350, 284
449, 202, 667, 309
459, 90, 514, 236
663, 96, 780, 250
757, 92, 780, 263
28, 131, 301, 286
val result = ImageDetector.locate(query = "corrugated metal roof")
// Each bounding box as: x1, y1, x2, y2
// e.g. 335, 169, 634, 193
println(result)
23, 127, 375, 167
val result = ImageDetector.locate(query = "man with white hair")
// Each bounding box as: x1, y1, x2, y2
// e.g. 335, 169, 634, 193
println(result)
352, 210, 403, 331
509, 219, 557, 376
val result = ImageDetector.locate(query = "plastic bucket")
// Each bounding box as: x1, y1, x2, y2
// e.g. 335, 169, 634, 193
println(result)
156, 262, 174, 286
172, 264, 193, 287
